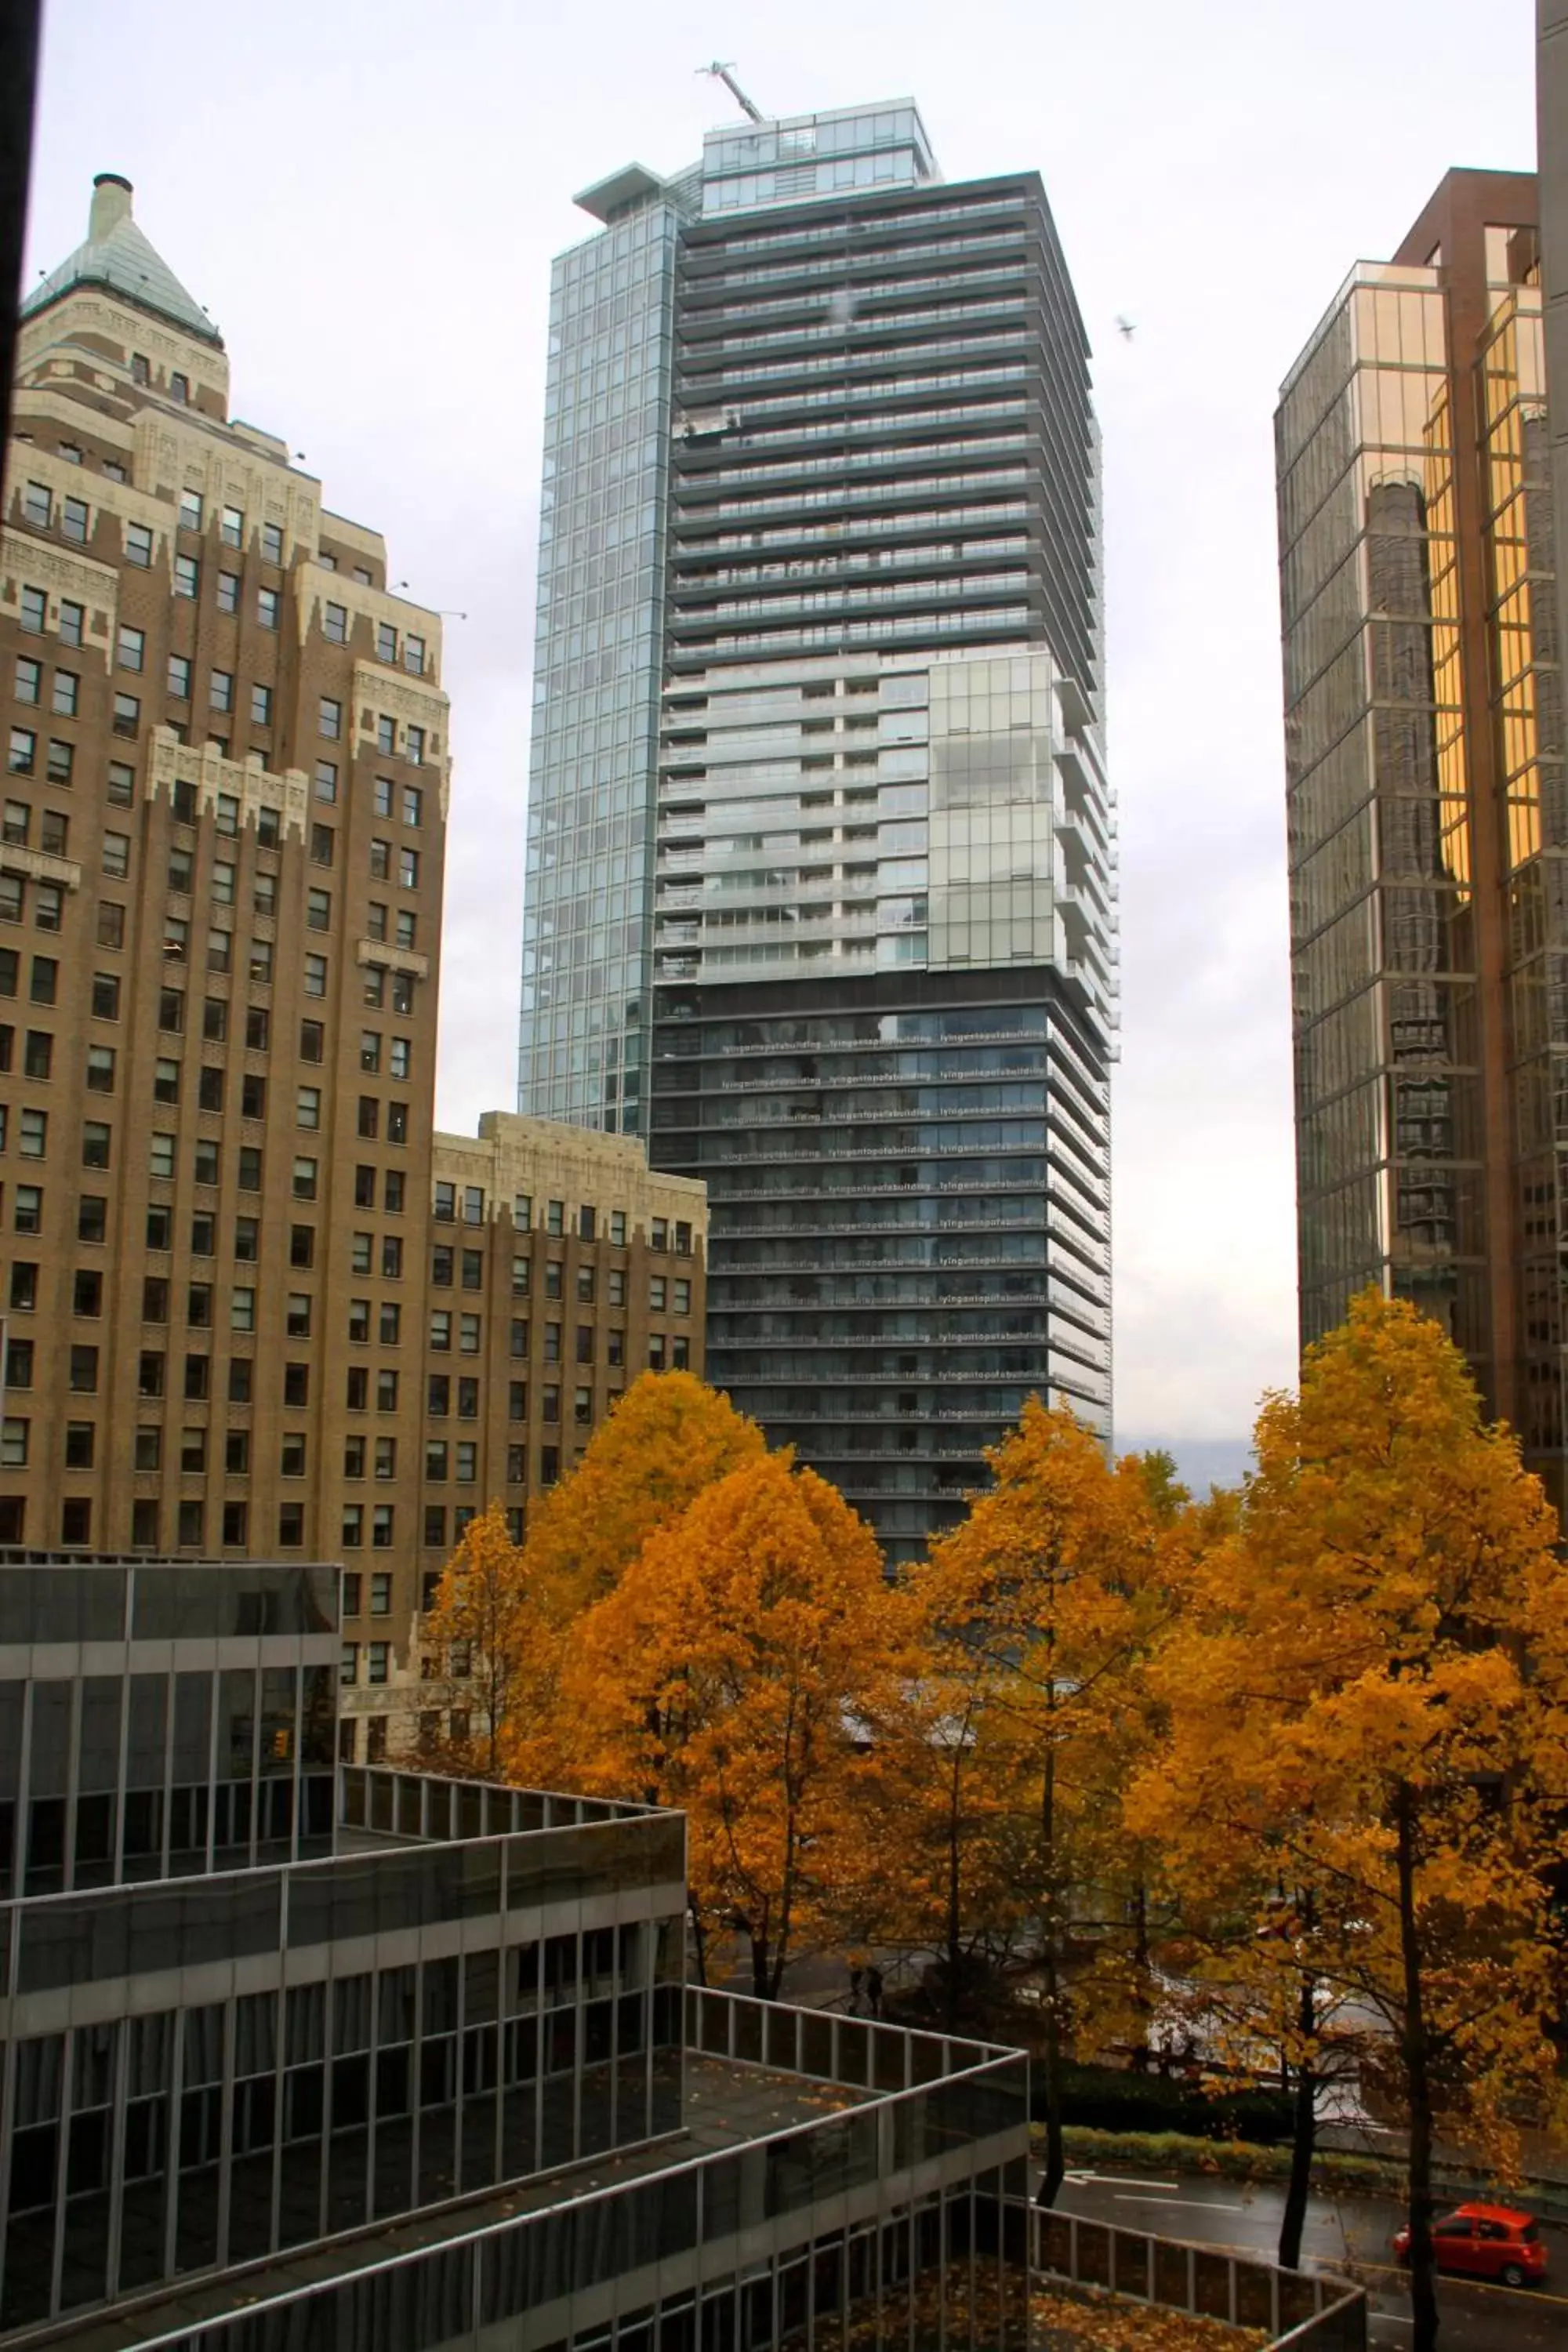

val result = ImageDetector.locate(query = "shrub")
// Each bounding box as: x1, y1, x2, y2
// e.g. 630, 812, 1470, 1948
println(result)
1036, 2061, 1296, 2143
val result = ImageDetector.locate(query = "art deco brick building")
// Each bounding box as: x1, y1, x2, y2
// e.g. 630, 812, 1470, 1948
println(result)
0, 176, 706, 1746
1277, 169, 1568, 1502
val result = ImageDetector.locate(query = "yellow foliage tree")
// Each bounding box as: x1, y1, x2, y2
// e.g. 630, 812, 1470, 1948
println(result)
552, 1451, 921, 1998
420, 1501, 531, 1778
855, 1593, 1033, 2028
920, 1400, 1177, 2203
495, 1371, 768, 1786
1129, 1290, 1568, 2345
520, 1368, 765, 1622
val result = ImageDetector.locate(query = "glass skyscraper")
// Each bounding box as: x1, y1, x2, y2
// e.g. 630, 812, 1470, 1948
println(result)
1279, 169, 1568, 1510
521, 101, 1114, 1555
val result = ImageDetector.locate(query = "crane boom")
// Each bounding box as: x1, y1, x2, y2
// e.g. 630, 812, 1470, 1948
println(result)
700, 60, 765, 124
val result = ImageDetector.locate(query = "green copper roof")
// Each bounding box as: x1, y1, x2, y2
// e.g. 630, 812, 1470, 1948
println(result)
21, 174, 222, 349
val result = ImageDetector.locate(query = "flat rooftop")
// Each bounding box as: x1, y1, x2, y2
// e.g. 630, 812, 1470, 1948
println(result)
29, 2058, 874, 2352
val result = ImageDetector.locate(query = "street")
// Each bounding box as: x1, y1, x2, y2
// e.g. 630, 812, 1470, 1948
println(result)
1052, 2165, 1568, 2350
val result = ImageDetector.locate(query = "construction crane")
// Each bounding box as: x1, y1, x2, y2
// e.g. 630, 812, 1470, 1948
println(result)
700, 60, 764, 123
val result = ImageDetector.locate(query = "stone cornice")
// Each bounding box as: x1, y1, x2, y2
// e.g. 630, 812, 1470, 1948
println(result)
147, 728, 309, 844
0, 845, 82, 891
354, 937, 430, 980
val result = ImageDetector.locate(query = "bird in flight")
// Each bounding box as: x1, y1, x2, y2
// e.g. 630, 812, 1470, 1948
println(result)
1116, 316, 1136, 341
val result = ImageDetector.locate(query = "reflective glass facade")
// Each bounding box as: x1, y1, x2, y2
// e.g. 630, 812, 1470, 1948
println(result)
1279, 173, 1568, 1504
0, 1561, 339, 1896
523, 105, 1112, 1556
0, 1563, 1033, 2352
520, 194, 688, 1133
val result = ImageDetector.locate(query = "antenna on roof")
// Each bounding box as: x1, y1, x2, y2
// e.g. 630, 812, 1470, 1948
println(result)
699, 60, 764, 123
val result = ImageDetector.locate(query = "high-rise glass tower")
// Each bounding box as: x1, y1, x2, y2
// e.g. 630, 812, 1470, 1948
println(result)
1279, 168, 1568, 1509
522, 100, 1115, 1556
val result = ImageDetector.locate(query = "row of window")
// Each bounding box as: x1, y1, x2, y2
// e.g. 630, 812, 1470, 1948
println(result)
429, 1184, 695, 1254
0, 1414, 564, 1510
2, 1319, 683, 1404
13, 597, 430, 774
321, 603, 428, 675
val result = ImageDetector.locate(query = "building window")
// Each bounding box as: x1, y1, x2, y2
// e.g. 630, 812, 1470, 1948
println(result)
315, 759, 338, 802
112, 692, 140, 738
293, 1156, 318, 1200
348, 1298, 371, 1344
262, 522, 283, 564
216, 569, 240, 612
174, 554, 199, 598
258, 586, 279, 630
304, 954, 327, 997
324, 600, 348, 644
221, 504, 244, 547
376, 715, 395, 754
319, 695, 342, 740
252, 682, 273, 727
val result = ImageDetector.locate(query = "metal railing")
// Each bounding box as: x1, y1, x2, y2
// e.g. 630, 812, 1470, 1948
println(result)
69, 1987, 1031, 2352
1030, 2206, 1368, 2350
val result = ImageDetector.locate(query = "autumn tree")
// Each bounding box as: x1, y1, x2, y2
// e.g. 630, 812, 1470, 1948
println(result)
552, 1451, 920, 1997
1129, 1290, 1568, 2342
520, 1369, 765, 1622
858, 1591, 1036, 2029
494, 1371, 768, 1785
420, 1501, 530, 1777
920, 1401, 1176, 2205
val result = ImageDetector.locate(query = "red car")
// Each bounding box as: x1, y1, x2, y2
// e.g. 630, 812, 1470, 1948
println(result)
1392, 2202, 1548, 2288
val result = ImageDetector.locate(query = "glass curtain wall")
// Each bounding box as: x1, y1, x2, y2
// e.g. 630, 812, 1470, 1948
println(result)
1279, 265, 1486, 1365
520, 191, 690, 1136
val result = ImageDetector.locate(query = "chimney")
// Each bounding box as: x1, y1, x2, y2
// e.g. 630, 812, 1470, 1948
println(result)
89, 173, 133, 241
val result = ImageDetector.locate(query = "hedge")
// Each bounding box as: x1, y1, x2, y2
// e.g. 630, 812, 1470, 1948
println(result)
1036, 2060, 1297, 2144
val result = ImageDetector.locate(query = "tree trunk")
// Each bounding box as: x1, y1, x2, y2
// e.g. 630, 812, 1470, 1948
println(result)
1396, 1786, 1439, 2352
750, 1932, 771, 2001
1036, 1740, 1065, 2207
1278, 1969, 1318, 2271
688, 1895, 708, 1989
1128, 1875, 1152, 2071
945, 1763, 964, 2031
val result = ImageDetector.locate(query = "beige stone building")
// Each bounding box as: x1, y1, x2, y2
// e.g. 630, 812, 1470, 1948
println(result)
343, 1113, 706, 1759
1, 176, 707, 1758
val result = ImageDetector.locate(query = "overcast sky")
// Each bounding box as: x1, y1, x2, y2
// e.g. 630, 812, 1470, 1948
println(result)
22, 0, 1538, 1464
